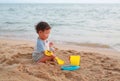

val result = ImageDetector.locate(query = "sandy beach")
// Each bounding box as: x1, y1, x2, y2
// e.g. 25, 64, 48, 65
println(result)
0, 39, 120, 81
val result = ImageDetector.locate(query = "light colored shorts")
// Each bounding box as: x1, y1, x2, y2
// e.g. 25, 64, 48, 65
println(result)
32, 52, 44, 62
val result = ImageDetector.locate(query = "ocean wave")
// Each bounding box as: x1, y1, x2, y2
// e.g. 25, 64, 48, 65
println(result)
0, 28, 28, 32
8, 8, 15, 11
4, 22, 28, 24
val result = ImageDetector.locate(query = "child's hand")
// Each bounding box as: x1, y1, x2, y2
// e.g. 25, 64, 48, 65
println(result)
49, 42, 53, 47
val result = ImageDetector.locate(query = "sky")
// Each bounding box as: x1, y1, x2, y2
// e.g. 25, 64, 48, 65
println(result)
0, 0, 120, 3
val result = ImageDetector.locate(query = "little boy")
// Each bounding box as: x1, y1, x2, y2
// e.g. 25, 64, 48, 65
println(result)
32, 21, 55, 63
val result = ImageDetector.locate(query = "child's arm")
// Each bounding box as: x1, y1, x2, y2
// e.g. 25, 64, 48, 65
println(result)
49, 42, 55, 52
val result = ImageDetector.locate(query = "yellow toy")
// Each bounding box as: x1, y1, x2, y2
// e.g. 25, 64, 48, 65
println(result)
70, 55, 81, 66
44, 50, 81, 66
45, 50, 64, 65
44, 50, 53, 56
55, 57, 64, 65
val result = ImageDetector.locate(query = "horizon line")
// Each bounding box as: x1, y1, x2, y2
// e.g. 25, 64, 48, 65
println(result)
0, 2, 120, 4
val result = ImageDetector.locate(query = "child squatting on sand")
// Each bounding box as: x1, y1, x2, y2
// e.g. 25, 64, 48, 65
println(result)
32, 21, 55, 63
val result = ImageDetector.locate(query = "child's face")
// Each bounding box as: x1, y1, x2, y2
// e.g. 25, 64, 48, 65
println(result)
38, 29, 51, 40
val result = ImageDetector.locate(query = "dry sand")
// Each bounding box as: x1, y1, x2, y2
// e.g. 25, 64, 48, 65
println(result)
0, 39, 120, 81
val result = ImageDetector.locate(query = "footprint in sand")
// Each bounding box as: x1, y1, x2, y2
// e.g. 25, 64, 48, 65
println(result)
11, 53, 32, 59
0, 55, 20, 65
5, 58, 19, 65
17, 64, 56, 81
0, 52, 33, 65
0, 55, 7, 64
11, 53, 33, 64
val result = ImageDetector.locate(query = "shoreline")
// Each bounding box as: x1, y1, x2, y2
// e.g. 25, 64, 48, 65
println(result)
0, 37, 112, 48
0, 38, 120, 60
0, 36, 119, 51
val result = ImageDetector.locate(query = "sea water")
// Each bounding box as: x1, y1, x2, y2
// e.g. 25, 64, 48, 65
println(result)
0, 3, 120, 51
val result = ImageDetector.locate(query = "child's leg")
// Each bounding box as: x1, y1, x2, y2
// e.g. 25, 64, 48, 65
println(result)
37, 55, 55, 63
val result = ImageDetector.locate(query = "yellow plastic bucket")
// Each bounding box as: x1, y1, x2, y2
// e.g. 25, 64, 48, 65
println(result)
70, 55, 80, 66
